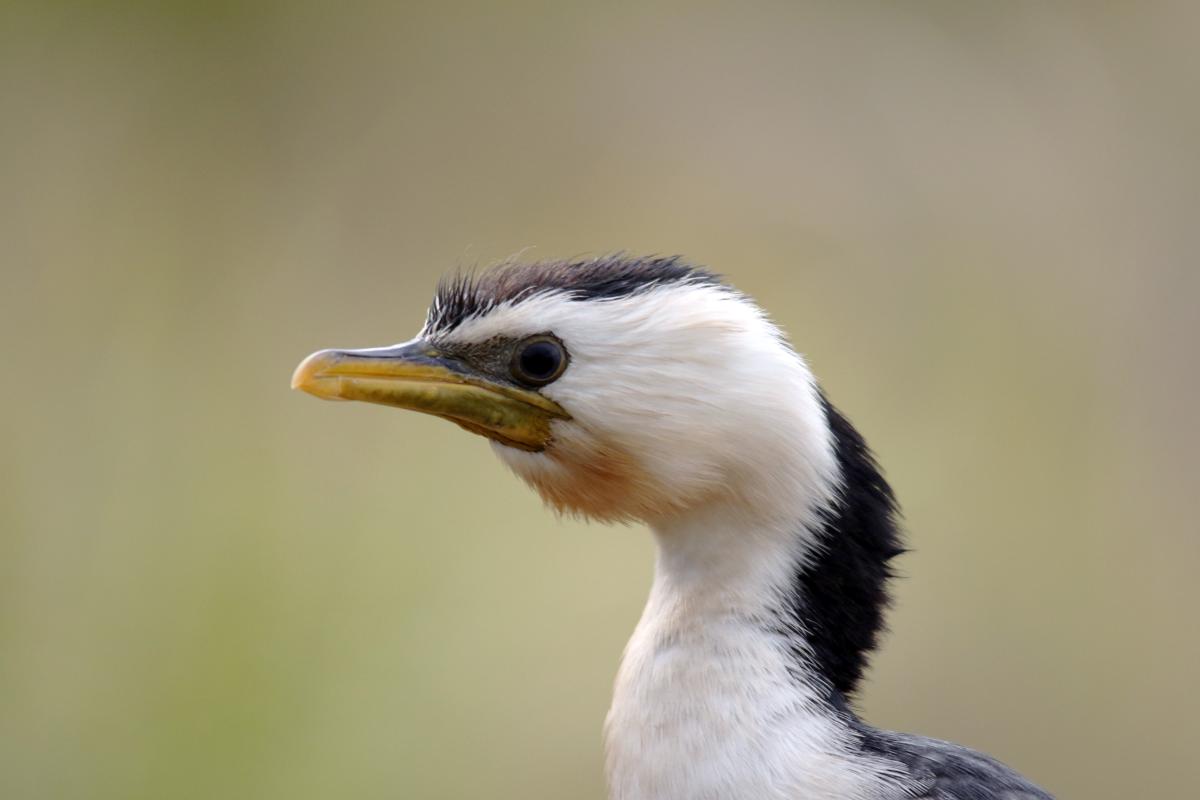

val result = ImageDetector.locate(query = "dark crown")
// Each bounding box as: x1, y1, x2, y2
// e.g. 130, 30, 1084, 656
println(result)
425, 254, 725, 335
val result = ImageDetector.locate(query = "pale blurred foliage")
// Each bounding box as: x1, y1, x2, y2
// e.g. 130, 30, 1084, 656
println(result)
1, 2, 1197, 798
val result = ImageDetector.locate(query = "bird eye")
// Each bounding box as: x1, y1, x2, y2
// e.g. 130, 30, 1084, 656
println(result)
511, 335, 568, 387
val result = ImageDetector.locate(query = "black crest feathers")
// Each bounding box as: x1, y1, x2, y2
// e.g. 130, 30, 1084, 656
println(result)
425, 254, 724, 335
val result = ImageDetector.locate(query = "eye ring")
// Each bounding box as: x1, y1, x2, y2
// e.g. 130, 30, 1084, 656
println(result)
510, 335, 569, 387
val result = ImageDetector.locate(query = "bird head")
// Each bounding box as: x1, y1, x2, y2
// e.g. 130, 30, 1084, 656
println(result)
293, 256, 837, 523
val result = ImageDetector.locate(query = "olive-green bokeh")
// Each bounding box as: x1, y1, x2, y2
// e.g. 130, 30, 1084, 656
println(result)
3, 2, 1197, 798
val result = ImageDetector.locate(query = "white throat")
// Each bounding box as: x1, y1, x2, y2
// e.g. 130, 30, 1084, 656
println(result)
604, 503, 903, 800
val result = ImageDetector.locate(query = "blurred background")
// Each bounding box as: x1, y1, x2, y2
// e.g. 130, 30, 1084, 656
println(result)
2, 2, 1197, 798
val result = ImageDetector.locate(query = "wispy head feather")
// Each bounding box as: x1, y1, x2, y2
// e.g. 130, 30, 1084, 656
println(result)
423, 254, 727, 336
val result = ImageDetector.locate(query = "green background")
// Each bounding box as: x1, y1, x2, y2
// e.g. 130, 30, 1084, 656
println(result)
3, 2, 1197, 798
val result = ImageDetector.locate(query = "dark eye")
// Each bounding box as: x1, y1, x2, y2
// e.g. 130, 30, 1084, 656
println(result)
511, 335, 568, 387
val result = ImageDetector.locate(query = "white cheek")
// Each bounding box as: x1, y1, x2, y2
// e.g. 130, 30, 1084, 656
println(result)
456, 284, 838, 522
542, 345, 828, 517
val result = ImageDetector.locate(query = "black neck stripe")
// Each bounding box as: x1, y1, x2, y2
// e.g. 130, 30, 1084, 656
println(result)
781, 391, 905, 699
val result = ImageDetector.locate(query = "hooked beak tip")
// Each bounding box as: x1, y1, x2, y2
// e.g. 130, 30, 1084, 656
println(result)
291, 349, 338, 396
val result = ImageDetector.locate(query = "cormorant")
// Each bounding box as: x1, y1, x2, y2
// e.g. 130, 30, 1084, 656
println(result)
292, 255, 1053, 800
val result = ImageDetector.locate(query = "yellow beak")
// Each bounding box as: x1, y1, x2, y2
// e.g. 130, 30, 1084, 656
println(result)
291, 342, 569, 452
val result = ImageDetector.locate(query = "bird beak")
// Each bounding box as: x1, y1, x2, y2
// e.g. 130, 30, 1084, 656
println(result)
291, 341, 570, 452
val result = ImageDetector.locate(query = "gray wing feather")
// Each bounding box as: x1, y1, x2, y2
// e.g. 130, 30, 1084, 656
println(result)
863, 729, 1053, 800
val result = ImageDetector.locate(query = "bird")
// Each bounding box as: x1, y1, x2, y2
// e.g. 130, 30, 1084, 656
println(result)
291, 254, 1053, 800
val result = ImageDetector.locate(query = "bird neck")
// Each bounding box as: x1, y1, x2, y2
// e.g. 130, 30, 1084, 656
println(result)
637, 392, 902, 701
605, 505, 881, 800
638, 502, 836, 699
605, 396, 904, 799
